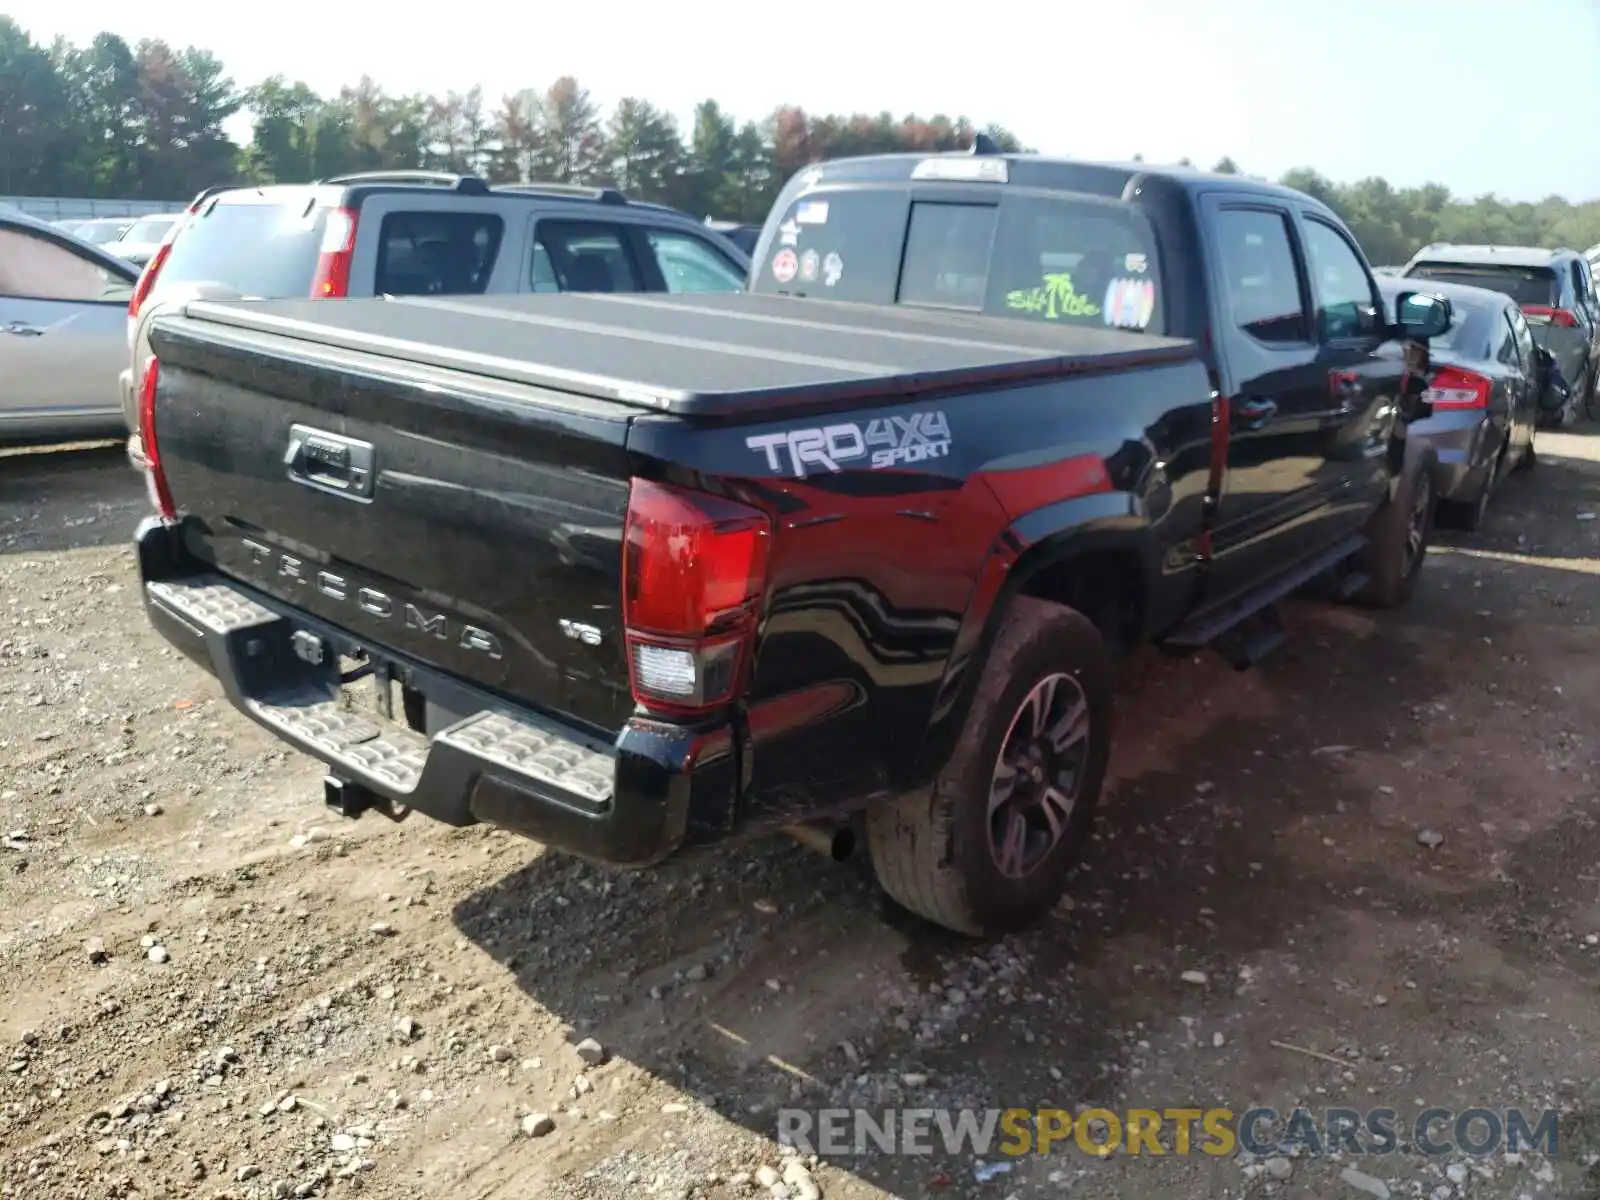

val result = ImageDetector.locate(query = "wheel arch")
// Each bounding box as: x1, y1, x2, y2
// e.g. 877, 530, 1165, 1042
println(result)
905, 491, 1160, 787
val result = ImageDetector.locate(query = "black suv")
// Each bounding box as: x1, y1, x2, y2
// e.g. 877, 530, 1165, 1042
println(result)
121, 171, 752, 429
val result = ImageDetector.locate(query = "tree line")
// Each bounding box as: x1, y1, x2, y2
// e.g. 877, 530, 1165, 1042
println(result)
4, 18, 1598, 263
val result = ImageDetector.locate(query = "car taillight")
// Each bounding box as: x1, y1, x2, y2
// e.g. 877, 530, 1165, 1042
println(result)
1422, 364, 1491, 411
311, 208, 358, 298
622, 478, 772, 715
136, 359, 176, 520
1521, 305, 1580, 328
127, 240, 173, 327
127, 203, 200, 340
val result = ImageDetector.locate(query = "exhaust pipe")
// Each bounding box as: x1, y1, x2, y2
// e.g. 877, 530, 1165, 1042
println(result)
782, 822, 856, 862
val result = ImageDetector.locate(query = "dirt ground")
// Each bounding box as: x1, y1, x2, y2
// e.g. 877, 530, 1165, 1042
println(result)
3, 429, 1600, 1200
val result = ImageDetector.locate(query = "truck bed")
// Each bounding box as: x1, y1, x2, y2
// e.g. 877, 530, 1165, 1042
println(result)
178, 290, 1196, 419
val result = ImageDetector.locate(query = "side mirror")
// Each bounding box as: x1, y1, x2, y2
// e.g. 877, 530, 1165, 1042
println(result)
1535, 346, 1571, 413
1393, 290, 1452, 340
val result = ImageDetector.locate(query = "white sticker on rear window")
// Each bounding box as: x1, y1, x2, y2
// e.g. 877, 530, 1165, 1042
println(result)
796, 200, 830, 225
1103, 278, 1156, 329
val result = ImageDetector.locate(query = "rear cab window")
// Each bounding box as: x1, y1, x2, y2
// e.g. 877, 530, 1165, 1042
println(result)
751, 175, 1164, 334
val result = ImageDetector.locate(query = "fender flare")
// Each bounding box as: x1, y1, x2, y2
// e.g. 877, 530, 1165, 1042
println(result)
906, 490, 1160, 784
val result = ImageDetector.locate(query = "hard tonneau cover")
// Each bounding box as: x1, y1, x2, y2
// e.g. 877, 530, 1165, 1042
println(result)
172, 291, 1196, 420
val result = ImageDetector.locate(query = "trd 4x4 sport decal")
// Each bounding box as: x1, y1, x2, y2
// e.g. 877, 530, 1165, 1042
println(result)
746, 413, 953, 479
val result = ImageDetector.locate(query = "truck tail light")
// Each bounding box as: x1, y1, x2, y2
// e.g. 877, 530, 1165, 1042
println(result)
1520, 305, 1579, 328
133, 358, 176, 520
311, 208, 358, 299
1422, 364, 1491, 411
622, 478, 772, 715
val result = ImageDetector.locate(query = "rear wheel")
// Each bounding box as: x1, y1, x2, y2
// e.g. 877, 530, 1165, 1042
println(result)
866, 597, 1113, 936
1348, 440, 1434, 609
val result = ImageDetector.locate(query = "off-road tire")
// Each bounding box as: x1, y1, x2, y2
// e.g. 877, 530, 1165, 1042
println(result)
866, 597, 1113, 936
1348, 439, 1435, 609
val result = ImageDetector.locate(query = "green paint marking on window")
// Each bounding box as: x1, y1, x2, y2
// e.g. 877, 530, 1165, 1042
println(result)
1005, 273, 1102, 320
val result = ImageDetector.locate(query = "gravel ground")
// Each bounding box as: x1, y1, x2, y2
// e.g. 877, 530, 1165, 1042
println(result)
3, 431, 1600, 1200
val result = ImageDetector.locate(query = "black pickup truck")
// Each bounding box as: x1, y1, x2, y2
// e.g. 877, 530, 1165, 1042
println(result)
130, 150, 1452, 936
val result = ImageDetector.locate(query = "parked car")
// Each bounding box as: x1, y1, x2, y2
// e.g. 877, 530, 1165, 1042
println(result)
1401, 244, 1600, 423
129, 150, 1453, 936
0, 209, 139, 442
119, 171, 752, 434
705, 218, 762, 256
1377, 276, 1555, 530
109, 213, 187, 267
73, 217, 138, 247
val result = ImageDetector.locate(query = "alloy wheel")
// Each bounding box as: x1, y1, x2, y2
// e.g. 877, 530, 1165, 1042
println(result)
987, 672, 1093, 880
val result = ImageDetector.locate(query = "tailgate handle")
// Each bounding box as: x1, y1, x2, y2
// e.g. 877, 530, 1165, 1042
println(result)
285, 425, 376, 501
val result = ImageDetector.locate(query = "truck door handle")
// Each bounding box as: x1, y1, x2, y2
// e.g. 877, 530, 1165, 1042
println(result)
3, 322, 45, 338
1235, 397, 1277, 429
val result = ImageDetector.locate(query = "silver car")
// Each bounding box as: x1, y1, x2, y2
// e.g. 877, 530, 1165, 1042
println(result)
0, 209, 139, 442
108, 213, 187, 268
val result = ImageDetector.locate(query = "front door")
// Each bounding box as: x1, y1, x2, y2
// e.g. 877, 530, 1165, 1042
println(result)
1201, 199, 1365, 604
0, 223, 135, 438
1294, 211, 1401, 536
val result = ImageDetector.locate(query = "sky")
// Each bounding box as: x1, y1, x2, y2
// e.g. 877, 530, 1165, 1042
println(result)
10, 0, 1600, 203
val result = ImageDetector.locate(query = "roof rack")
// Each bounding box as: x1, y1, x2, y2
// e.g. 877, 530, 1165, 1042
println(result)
496, 181, 629, 206
316, 170, 491, 196
187, 184, 237, 210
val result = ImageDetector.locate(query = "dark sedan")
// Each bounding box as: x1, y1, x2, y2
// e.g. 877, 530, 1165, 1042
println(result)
1379, 276, 1562, 531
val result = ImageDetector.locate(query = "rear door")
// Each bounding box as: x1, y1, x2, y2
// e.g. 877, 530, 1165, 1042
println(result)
524, 218, 648, 294
1496, 305, 1536, 460
1199, 197, 1351, 603
1572, 256, 1600, 381
0, 221, 134, 435
346, 194, 522, 299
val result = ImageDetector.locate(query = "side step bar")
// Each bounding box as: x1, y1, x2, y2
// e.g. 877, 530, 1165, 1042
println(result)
1160, 532, 1367, 663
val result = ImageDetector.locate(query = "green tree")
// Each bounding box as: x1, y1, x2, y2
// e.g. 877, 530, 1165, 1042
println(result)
54, 33, 142, 195
535, 76, 604, 182
604, 98, 683, 200
244, 77, 324, 182
132, 40, 243, 196
0, 18, 74, 195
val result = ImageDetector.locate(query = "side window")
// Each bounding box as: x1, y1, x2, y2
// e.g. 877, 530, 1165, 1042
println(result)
0, 228, 132, 303
1497, 312, 1521, 367
375, 211, 503, 296
1213, 209, 1310, 344
530, 221, 642, 294
1574, 259, 1596, 317
1301, 219, 1381, 340
1510, 307, 1537, 367
643, 230, 745, 294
